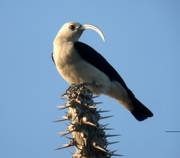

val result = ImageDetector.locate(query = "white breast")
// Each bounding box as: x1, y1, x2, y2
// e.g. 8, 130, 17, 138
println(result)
53, 40, 111, 94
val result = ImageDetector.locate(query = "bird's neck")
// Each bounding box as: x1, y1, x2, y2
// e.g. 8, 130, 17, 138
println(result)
53, 37, 75, 66
54, 36, 70, 45
53, 37, 73, 52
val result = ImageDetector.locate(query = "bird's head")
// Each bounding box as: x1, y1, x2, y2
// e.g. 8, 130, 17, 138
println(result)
55, 22, 105, 42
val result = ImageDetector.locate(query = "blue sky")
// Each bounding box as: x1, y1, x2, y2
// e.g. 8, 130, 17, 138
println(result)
0, 0, 179, 158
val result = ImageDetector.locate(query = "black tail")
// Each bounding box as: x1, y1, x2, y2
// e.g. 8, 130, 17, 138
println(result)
130, 95, 153, 121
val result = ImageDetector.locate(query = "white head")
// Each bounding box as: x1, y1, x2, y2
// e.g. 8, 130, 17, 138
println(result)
55, 22, 105, 42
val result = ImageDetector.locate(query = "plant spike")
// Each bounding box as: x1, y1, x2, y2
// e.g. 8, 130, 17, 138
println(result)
56, 83, 121, 157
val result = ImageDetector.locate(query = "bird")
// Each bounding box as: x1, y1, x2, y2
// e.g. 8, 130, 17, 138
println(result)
52, 22, 153, 121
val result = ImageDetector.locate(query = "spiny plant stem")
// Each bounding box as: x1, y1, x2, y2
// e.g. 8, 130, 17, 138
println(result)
57, 83, 121, 158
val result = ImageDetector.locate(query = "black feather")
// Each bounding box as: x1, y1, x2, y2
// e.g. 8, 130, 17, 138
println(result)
130, 95, 153, 121
74, 42, 129, 90
51, 52, 55, 65
74, 41, 153, 121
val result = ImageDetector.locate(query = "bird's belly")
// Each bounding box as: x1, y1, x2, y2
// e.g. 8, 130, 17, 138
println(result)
57, 61, 111, 94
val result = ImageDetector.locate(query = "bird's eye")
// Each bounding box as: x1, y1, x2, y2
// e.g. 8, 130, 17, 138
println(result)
69, 24, 76, 31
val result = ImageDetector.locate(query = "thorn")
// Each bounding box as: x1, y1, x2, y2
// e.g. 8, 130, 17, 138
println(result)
94, 102, 102, 104
109, 153, 124, 157
54, 118, 68, 122
88, 105, 96, 109
83, 121, 97, 127
106, 134, 121, 138
100, 115, 113, 120
97, 110, 110, 113
61, 92, 67, 96
58, 130, 74, 136
81, 117, 97, 127
56, 140, 74, 150
54, 116, 68, 122
100, 125, 114, 130
60, 93, 67, 98
107, 141, 120, 145
101, 123, 110, 127
60, 96, 66, 99
92, 95, 99, 98
55, 144, 73, 150
56, 104, 71, 109
92, 142, 107, 153
103, 127, 114, 131
109, 150, 125, 157
65, 136, 73, 140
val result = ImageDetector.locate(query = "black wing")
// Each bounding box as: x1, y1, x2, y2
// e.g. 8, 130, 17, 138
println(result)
75, 42, 153, 121
74, 41, 129, 91
51, 52, 55, 65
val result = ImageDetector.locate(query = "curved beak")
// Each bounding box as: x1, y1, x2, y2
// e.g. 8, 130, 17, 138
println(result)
81, 24, 105, 42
